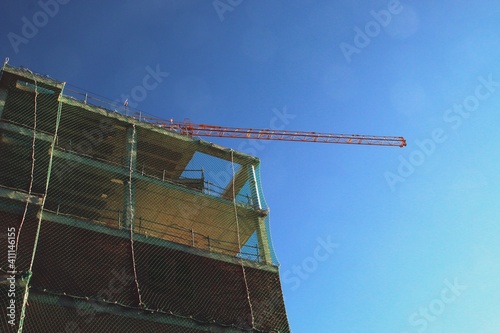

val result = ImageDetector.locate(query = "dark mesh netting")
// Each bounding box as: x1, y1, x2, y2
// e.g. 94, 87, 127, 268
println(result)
0, 63, 289, 332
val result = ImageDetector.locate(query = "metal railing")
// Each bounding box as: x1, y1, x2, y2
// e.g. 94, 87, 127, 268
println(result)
53, 141, 254, 207
47, 206, 262, 263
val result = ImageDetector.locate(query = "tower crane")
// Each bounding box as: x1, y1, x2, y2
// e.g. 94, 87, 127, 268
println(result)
159, 119, 406, 148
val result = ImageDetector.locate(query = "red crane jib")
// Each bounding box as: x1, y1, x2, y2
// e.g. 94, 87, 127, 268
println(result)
160, 120, 406, 148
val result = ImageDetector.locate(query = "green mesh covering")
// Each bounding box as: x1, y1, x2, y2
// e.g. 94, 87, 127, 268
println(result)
0, 63, 289, 333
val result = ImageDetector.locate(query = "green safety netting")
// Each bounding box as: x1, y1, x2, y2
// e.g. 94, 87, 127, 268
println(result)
0, 62, 289, 333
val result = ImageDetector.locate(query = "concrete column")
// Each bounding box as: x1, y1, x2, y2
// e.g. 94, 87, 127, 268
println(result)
123, 125, 137, 229
249, 165, 272, 264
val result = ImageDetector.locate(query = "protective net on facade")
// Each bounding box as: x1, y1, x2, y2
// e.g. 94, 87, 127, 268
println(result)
0, 62, 289, 333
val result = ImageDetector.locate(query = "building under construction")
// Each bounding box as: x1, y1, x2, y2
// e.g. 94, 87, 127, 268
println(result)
0, 63, 290, 332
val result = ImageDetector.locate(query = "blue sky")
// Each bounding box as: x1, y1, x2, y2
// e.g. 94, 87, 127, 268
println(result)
2, 1, 500, 332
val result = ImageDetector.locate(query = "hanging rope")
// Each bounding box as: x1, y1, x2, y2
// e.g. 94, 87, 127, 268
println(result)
17, 79, 66, 333
15, 70, 38, 332
15, 70, 38, 257
230, 150, 255, 328
128, 123, 144, 307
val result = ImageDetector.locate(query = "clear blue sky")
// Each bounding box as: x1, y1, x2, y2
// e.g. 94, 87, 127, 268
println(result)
2, 1, 500, 332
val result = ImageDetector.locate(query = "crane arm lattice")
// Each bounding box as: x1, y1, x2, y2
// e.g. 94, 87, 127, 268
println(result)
162, 120, 406, 147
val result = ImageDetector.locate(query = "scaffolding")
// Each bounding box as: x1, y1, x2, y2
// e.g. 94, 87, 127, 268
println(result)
0, 63, 289, 333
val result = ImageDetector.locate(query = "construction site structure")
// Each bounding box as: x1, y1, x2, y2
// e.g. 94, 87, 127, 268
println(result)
0, 61, 406, 332
0, 63, 289, 332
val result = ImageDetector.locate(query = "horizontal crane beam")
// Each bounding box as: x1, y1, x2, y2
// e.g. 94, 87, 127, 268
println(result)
162, 122, 407, 148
